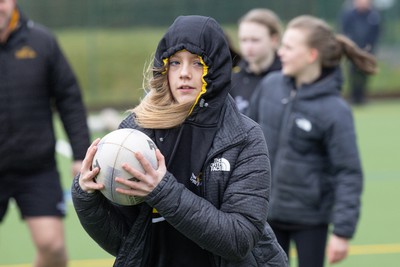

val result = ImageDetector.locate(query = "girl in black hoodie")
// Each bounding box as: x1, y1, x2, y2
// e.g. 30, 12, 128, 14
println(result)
72, 15, 288, 267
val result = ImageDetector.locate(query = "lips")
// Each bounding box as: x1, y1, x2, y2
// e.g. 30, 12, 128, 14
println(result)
178, 85, 195, 90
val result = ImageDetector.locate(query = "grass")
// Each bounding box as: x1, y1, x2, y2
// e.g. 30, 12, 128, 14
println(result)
56, 27, 167, 108
54, 27, 400, 110
338, 100, 400, 266
0, 100, 399, 266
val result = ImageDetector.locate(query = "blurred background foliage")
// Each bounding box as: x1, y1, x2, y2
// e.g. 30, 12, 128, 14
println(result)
17, 0, 400, 110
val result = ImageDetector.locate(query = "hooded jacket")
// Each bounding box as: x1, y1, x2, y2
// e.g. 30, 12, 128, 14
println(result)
230, 56, 281, 114
72, 16, 288, 266
0, 7, 90, 173
247, 70, 363, 238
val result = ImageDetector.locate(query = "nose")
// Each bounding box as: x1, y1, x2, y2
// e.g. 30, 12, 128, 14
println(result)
241, 42, 253, 54
179, 63, 191, 79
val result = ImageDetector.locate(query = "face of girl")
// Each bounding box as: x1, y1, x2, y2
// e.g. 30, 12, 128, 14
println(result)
238, 21, 277, 66
168, 50, 205, 104
278, 28, 315, 77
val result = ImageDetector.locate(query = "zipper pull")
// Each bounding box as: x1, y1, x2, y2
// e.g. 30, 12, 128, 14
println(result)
290, 88, 297, 98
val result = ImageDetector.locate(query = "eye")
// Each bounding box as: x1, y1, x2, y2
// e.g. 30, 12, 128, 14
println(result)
169, 60, 180, 66
194, 61, 204, 68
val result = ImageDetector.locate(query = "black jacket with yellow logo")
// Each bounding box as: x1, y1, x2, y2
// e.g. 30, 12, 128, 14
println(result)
0, 9, 89, 173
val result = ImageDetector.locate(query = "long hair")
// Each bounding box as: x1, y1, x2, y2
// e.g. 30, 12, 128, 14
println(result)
131, 61, 194, 129
287, 15, 377, 74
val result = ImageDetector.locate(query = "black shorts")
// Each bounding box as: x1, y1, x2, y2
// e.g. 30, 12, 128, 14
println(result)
0, 168, 66, 222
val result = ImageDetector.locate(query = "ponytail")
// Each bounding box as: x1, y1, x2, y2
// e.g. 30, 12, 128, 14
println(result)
336, 34, 377, 75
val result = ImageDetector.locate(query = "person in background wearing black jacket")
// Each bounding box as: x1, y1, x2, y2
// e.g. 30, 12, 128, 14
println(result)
0, 1, 90, 266
230, 8, 282, 114
72, 15, 288, 266
247, 15, 377, 267
339, 0, 381, 105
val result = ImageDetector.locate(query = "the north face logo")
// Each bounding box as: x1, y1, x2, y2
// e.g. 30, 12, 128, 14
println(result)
295, 118, 312, 132
210, 158, 231, 172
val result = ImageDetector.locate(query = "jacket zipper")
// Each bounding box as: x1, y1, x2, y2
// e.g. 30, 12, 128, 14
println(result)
273, 88, 297, 179
200, 140, 246, 267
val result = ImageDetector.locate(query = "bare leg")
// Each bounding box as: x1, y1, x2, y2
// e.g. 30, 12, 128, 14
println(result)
26, 216, 67, 267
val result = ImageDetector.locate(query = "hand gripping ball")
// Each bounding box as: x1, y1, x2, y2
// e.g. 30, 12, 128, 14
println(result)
92, 129, 158, 205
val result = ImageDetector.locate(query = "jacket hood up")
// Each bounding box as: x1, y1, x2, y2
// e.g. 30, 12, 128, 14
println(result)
151, 16, 234, 192
154, 15, 232, 126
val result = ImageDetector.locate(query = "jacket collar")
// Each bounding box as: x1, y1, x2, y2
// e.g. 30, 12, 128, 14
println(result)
3, 6, 29, 47
283, 67, 342, 100
206, 97, 247, 158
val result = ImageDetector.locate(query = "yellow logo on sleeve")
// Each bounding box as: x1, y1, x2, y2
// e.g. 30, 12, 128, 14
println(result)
15, 46, 37, 59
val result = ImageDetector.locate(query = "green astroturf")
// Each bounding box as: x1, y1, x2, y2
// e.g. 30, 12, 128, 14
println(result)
1, 100, 399, 266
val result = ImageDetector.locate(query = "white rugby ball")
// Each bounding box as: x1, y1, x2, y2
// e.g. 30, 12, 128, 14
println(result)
92, 128, 158, 206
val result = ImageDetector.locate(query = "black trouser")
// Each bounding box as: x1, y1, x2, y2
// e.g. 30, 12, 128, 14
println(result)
272, 224, 328, 267
349, 64, 368, 104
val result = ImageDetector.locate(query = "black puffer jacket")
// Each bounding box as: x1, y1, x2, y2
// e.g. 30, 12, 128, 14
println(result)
247, 70, 363, 238
230, 56, 281, 114
0, 9, 90, 173
72, 15, 288, 267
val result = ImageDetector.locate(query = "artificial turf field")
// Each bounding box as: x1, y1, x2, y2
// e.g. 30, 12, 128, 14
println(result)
0, 99, 399, 266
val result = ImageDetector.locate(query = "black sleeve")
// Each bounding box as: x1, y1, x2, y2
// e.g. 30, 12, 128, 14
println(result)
48, 35, 90, 160
71, 175, 140, 255
326, 106, 363, 238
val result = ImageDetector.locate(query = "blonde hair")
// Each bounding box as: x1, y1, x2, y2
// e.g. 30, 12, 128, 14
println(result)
239, 8, 282, 39
288, 15, 377, 74
131, 62, 193, 129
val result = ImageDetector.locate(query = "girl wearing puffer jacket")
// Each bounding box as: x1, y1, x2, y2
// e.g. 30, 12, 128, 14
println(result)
248, 15, 376, 267
72, 15, 288, 267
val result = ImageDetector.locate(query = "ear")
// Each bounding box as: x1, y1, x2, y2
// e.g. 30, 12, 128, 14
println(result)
270, 34, 280, 50
308, 48, 319, 63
